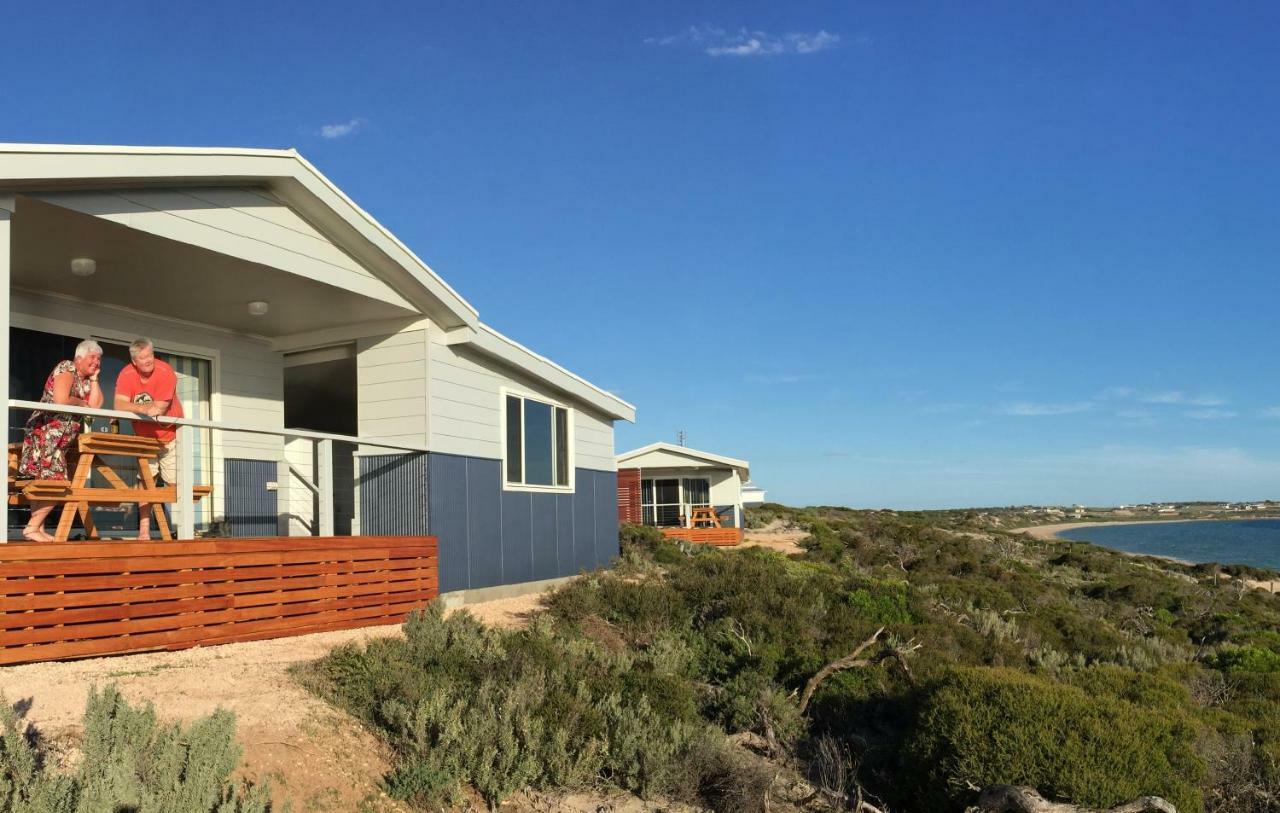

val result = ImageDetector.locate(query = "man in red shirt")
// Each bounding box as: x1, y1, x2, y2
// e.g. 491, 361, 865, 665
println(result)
115, 338, 184, 540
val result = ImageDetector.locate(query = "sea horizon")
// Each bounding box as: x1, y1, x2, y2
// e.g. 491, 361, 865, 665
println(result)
1054, 517, 1280, 571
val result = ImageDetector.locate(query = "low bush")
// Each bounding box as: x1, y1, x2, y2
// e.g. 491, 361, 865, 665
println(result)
906, 666, 1205, 812
1211, 645, 1280, 674
302, 503, 1280, 811
0, 685, 272, 813
305, 605, 741, 809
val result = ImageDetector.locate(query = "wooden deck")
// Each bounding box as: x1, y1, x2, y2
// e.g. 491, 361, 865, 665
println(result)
0, 535, 437, 666
660, 527, 744, 546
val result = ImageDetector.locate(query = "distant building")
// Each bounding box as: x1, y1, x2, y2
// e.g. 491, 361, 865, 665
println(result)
741, 481, 767, 507
616, 443, 753, 529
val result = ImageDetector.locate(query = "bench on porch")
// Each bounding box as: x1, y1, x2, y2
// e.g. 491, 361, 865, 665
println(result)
7, 435, 212, 541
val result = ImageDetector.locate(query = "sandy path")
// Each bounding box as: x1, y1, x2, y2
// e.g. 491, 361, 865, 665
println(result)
0, 591, 551, 813
740, 519, 809, 556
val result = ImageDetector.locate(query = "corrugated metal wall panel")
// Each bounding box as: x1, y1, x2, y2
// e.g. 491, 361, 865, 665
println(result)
531, 493, 559, 581
224, 459, 278, 537
358, 453, 428, 536
465, 457, 503, 589
715, 505, 737, 528
426, 452, 619, 592
573, 472, 597, 574
555, 493, 575, 574
429, 453, 470, 593
500, 490, 534, 585
594, 470, 619, 567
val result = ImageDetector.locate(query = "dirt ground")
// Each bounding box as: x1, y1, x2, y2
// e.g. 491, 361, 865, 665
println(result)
0, 592, 552, 813
740, 519, 809, 556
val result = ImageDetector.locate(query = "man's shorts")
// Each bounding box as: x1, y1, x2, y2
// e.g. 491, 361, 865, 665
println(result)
149, 439, 177, 485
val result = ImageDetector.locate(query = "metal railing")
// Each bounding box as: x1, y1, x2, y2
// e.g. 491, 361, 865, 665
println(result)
7, 399, 428, 541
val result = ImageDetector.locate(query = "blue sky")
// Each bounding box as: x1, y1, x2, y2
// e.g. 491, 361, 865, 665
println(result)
3, 3, 1279, 508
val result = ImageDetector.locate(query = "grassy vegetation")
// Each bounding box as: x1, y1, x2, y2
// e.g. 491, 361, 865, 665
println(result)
0, 686, 274, 813
303, 506, 1280, 812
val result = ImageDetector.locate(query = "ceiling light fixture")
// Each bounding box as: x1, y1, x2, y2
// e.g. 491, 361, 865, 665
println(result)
69, 257, 97, 277
247, 301, 270, 316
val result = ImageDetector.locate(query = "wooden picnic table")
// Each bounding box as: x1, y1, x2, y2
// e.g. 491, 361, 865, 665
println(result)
8, 433, 211, 542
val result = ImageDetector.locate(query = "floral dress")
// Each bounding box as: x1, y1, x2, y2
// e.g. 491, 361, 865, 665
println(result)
18, 360, 91, 481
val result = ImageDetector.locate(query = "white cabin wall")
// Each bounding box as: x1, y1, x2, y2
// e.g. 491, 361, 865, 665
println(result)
356, 328, 429, 447
283, 437, 315, 536
427, 333, 616, 471
709, 469, 742, 511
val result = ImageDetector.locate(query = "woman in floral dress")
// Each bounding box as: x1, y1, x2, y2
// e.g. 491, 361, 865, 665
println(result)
18, 339, 105, 541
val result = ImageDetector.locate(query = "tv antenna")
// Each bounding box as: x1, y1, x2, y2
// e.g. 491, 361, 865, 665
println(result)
676, 430, 687, 447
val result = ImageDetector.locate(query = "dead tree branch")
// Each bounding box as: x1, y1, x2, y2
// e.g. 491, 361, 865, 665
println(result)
970, 785, 1177, 813
798, 626, 885, 715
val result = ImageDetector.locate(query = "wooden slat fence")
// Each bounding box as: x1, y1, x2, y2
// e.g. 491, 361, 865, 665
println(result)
0, 536, 438, 665
617, 468, 642, 525
661, 527, 743, 546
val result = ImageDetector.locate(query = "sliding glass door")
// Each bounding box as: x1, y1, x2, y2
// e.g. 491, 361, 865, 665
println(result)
640, 476, 711, 527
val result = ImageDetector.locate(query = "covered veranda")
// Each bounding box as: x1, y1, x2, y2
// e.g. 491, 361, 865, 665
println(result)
0, 150, 444, 540
0, 146, 447, 663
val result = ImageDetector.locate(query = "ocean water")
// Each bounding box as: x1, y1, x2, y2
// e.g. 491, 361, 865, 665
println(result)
1056, 519, 1280, 571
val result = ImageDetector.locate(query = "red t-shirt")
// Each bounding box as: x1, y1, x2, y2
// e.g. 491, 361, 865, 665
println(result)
115, 360, 184, 442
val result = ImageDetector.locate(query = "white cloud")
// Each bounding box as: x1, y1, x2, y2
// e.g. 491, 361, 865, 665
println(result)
647, 25, 840, 57
1059, 445, 1280, 485
1095, 386, 1136, 400
1261, 406, 1280, 419
319, 118, 366, 139
1139, 390, 1225, 407
1185, 409, 1238, 420
997, 401, 1093, 417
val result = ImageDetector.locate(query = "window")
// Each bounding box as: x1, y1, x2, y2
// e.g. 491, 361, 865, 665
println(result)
641, 477, 710, 527
504, 393, 571, 489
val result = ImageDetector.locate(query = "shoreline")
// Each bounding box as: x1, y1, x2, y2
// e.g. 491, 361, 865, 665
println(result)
1012, 517, 1280, 594
1011, 517, 1271, 541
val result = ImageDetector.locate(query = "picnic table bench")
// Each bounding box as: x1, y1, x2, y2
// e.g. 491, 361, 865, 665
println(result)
8, 433, 211, 541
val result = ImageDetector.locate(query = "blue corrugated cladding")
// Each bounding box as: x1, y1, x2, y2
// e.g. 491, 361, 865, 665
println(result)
224, 459, 279, 537
715, 505, 737, 527
427, 452, 619, 592
358, 454, 429, 536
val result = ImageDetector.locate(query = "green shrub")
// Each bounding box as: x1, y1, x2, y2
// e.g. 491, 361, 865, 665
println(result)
618, 522, 665, 558
307, 604, 712, 808
0, 686, 273, 813
301, 506, 1280, 810
1211, 645, 1280, 674
906, 666, 1205, 812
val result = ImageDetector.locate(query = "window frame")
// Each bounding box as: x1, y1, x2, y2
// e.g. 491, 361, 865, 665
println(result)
499, 387, 575, 493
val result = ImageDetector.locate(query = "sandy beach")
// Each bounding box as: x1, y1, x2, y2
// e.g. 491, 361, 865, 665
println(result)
1013, 517, 1264, 542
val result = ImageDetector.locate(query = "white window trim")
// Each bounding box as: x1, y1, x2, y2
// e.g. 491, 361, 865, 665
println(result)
499, 386, 575, 493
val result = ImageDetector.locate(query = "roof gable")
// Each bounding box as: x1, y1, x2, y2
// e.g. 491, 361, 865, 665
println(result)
0, 143, 634, 422
617, 442, 749, 476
